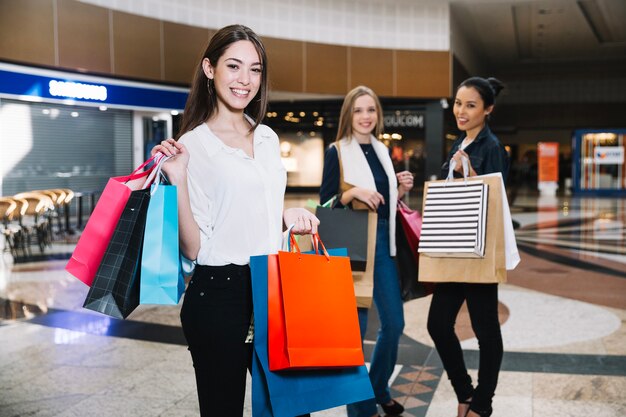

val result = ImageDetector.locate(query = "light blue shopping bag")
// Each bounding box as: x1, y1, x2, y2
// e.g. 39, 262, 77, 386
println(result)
139, 182, 185, 305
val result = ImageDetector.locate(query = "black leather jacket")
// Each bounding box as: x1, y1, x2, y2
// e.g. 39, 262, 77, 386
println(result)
439, 124, 510, 182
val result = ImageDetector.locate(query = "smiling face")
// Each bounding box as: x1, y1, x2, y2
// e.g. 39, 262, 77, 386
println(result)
351, 94, 378, 140
203, 40, 262, 113
453, 86, 493, 137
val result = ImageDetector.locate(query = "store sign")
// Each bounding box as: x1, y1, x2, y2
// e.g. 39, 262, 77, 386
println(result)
538, 142, 559, 183
49, 80, 108, 101
383, 112, 425, 129
594, 146, 624, 164
537, 142, 559, 195
0, 62, 187, 111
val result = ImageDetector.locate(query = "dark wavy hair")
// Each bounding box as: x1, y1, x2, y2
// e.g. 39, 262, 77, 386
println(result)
176, 24, 268, 139
456, 77, 505, 108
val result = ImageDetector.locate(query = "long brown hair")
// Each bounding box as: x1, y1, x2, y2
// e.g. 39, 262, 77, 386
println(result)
176, 24, 269, 139
335, 85, 384, 142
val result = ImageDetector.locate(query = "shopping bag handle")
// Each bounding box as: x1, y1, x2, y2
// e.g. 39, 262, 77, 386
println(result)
120, 153, 163, 183
284, 226, 330, 261
311, 233, 330, 261
320, 194, 344, 209
446, 156, 469, 185
143, 154, 173, 193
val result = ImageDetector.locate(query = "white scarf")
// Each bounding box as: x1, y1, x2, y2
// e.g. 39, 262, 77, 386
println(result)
337, 136, 398, 256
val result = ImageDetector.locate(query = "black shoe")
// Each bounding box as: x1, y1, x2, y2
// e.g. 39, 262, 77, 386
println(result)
380, 399, 404, 415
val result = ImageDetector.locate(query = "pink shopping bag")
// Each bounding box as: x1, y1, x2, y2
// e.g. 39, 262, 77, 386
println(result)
65, 154, 162, 286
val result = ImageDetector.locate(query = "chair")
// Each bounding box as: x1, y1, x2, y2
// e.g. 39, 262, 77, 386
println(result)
0, 197, 17, 254
54, 188, 74, 233
59, 189, 74, 206
34, 189, 66, 236
10, 197, 32, 258
13, 192, 55, 253
0, 197, 17, 224
0, 197, 25, 259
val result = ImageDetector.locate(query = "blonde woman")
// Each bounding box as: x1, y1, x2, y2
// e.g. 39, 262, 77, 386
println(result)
320, 86, 413, 417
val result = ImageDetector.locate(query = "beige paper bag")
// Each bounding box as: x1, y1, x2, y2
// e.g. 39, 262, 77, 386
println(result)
352, 211, 376, 307
418, 175, 507, 283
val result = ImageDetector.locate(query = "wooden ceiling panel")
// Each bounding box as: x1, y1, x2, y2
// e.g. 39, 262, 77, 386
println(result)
57, 0, 111, 73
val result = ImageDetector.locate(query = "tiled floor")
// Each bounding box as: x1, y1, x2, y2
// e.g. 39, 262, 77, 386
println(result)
1, 191, 625, 417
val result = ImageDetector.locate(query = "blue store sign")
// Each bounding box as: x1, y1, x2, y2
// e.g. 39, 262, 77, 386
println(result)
0, 62, 188, 111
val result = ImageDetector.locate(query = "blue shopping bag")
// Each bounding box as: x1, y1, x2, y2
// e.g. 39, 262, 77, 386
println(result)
139, 182, 185, 305
250, 249, 374, 417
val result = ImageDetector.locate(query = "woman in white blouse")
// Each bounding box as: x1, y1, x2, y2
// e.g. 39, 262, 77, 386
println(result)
152, 25, 318, 417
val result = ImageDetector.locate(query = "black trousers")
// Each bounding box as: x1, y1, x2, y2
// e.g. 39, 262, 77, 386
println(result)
180, 264, 254, 417
427, 283, 503, 416
180, 264, 310, 417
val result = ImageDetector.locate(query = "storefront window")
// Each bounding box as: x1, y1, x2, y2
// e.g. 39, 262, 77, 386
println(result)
573, 129, 626, 195
266, 100, 429, 190
0, 99, 132, 196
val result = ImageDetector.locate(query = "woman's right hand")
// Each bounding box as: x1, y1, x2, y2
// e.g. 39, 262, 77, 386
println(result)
152, 138, 180, 157
348, 187, 385, 211
152, 139, 190, 184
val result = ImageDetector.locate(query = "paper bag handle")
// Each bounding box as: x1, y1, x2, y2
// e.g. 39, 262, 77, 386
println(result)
119, 153, 163, 184
283, 226, 330, 261
142, 154, 173, 193
446, 156, 469, 184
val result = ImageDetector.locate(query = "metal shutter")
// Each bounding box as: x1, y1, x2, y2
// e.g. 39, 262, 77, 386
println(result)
1, 98, 132, 196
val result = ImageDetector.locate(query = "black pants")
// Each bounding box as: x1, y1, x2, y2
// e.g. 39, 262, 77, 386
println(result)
427, 283, 503, 416
180, 264, 253, 417
180, 264, 310, 417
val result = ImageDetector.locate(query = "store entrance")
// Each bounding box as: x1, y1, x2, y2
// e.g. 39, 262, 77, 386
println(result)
132, 112, 173, 167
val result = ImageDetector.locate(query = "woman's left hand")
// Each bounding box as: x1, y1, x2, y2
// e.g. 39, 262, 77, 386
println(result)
396, 170, 414, 192
283, 208, 320, 235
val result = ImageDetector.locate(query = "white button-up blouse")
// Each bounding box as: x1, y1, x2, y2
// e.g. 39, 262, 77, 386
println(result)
178, 122, 287, 266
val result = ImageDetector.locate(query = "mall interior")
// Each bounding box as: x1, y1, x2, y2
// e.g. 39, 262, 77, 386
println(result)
0, 0, 625, 416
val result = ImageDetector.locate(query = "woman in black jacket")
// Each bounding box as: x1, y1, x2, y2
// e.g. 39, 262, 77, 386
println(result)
427, 77, 509, 417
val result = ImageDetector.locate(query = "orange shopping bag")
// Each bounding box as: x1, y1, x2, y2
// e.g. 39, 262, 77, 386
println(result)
267, 234, 364, 371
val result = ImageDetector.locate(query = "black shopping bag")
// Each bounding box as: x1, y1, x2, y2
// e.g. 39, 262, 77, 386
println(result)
395, 214, 434, 302
315, 206, 373, 271
315, 206, 377, 308
83, 189, 151, 319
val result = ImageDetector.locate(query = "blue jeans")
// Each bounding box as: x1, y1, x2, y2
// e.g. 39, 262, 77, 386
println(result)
348, 219, 405, 417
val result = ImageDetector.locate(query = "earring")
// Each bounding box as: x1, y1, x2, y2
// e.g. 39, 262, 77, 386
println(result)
207, 78, 214, 94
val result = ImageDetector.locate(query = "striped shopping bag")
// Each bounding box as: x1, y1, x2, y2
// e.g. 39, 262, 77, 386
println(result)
417, 179, 489, 258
